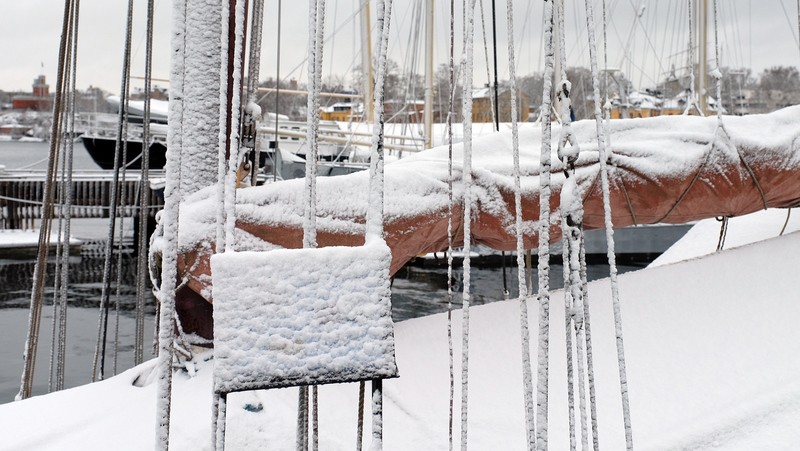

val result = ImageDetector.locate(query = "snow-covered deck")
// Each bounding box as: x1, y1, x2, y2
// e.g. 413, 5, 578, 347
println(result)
2, 211, 798, 449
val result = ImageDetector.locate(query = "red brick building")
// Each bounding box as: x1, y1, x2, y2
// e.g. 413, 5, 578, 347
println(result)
12, 75, 53, 111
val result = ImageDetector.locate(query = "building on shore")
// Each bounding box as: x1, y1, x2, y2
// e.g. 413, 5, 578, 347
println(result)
11, 75, 53, 111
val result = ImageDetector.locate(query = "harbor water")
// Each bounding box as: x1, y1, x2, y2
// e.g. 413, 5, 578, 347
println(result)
0, 141, 645, 403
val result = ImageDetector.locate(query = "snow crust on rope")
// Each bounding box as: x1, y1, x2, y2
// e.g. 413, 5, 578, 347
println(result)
460, 0, 478, 448
210, 240, 398, 393
535, 1, 556, 448
504, 0, 535, 447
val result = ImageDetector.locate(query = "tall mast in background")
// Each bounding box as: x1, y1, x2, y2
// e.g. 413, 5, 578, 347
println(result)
424, 0, 434, 149
360, 0, 374, 122
698, 0, 708, 114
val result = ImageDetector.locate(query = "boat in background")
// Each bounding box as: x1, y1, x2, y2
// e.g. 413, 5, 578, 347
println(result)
79, 96, 168, 170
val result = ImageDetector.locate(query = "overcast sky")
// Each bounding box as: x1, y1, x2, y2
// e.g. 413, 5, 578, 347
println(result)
2, 0, 798, 95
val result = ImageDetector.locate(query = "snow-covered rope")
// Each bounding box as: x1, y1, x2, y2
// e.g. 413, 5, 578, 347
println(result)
582, 0, 634, 448
505, 0, 534, 447
600, 0, 612, 166
535, 0, 555, 447
213, 10, 234, 445
555, 0, 579, 173
554, 2, 582, 447
366, 1, 393, 449
578, 233, 599, 451
154, 0, 188, 447
223, 0, 247, 253
461, 0, 477, 448
296, 0, 318, 451
447, 0, 457, 448
366, 0, 389, 241
559, 219, 577, 451
298, 0, 327, 446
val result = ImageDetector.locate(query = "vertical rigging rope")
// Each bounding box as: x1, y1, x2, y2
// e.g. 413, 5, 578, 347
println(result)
273, 0, 282, 182
535, 0, 556, 447
447, 0, 457, 447
93, 0, 135, 382
504, 2, 536, 444
49, 0, 79, 394
554, 2, 579, 445
57, 0, 81, 391
297, 0, 327, 447
155, 0, 188, 446
366, 2, 393, 449
578, 232, 599, 451
113, 53, 134, 377
48, 14, 72, 393
18, 0, 74, 401
134, 0, 156, 367
583, 0, 634, 447
461, 0, 477, 448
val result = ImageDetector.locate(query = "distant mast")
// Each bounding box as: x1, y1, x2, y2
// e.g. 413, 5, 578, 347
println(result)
423, 0, 434, 149
697, 0, 708, 115
360, 0, 374, 122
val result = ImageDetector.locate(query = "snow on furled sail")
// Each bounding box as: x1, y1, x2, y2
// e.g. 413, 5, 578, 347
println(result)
160, 107, 800, 339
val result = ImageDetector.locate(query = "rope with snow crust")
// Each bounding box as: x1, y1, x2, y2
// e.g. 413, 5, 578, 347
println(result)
582, 0, 634, 447
505, 0, 535, 447
155, 0, 189, 447
296, 0, 327, 446
461, 0, 478, 448
535, 0, 555, 448
367, 1, 393, 449
447, 0, 457, 448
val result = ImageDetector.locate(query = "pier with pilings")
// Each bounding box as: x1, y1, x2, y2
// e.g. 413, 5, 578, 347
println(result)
0, 169, 164, 230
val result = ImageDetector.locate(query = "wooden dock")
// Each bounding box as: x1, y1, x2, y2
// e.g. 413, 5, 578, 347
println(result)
0, 169, 164, 231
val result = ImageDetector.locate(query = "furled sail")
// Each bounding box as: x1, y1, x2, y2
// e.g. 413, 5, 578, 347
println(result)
157, 106, 800, 338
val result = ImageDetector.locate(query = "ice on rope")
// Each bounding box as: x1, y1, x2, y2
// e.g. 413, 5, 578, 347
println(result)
211, 239, 398, 393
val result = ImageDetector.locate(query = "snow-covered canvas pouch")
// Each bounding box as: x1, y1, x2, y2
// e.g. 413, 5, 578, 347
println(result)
211, 239, 398, 393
